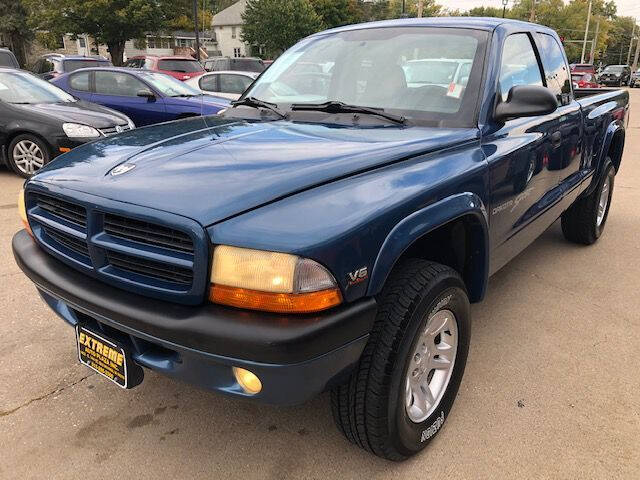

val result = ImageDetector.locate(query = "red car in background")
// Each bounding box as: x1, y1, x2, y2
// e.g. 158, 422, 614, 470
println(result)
571, 72, 600, 89
569, 63, 597, 76
123, 55, 205, 81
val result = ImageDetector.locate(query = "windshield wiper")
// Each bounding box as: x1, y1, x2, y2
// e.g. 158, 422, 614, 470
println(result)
231, 96, 286, 119
291, 101, 406, 125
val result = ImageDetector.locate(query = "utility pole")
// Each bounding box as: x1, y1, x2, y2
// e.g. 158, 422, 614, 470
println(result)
589, 20, 599, 64
627, 21, 636, 65
193, 0, 201, 62
529, 0, 536, 22
633, 29, 640, 72
503, 0, 508, 18
417, 0, 424, 17
580, 0, 592, 64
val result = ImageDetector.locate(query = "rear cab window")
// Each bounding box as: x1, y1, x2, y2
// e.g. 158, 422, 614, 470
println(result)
157, 59, 204, 73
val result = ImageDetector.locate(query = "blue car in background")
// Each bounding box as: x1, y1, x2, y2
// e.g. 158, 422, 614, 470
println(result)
51, 67, 229, 126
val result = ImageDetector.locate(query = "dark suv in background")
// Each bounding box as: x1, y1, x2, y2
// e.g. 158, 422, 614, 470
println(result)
0, 48, 19, 68
31, 54, 112, 81
203, 56, 266, 73
598, 64, 631, 86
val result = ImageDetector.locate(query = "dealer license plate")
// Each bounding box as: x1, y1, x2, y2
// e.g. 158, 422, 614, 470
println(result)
76, 326, 129, 388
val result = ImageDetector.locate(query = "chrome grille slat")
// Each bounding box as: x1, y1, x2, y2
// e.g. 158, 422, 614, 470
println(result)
104, 214, 194, 253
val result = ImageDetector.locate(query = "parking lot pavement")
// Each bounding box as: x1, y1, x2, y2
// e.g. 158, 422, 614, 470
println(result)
1, 91, 639, 480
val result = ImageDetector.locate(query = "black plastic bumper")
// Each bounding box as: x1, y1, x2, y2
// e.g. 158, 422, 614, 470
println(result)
13, 230, 377, 404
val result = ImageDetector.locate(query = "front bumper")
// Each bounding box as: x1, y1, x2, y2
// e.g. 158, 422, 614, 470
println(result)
13, 230, 377, 405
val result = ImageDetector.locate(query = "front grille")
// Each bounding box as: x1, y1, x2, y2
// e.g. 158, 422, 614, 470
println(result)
106, 251, 193, 285
44, 228, 89, 257
27, 190, 203, 303
104, 214, 194, 253
99, 124, 132, 136
36, 194, 86, 228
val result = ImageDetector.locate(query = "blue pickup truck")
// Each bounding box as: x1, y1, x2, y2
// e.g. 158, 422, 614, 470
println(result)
13, 18, 628, 460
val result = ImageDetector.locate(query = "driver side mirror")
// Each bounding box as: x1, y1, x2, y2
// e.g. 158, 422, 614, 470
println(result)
494, 85, 557, 122
137, 89, 156, 100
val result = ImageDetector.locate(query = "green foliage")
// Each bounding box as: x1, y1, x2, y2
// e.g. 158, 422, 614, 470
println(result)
387, 0, 441, 18
0, 0, 32, 66
310, 0, 355, 28
241, 0, 323, 58
466, 7, 505, 18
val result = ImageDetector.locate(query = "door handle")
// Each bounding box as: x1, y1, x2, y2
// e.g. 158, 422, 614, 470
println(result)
551, 131, 562, 147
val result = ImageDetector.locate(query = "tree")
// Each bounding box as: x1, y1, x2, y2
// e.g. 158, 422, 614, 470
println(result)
465, 6, 506, 17
241, 0, 322, 58
0, 0, 33, 67
388, 0, 441, 18
27, 0, 177, 66
310, 0, 355, 29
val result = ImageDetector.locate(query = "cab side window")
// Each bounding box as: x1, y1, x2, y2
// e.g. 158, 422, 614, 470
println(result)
499, 33, 543, 103
535, 33, 572, 105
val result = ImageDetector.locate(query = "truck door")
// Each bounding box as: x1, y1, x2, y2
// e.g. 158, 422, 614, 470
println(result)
534, 33, 583, 191
485, 32, 561, 273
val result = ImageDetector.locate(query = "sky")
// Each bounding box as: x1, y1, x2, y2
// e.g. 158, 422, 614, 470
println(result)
444, 0, 640, 18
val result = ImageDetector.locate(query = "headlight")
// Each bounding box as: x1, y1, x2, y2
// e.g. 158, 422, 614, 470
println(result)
18, 189, 33, 236
62, 123, 100, 138
209, 245, 342, 313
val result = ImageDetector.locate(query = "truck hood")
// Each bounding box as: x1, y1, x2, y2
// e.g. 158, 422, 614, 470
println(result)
32, 116, 478, 225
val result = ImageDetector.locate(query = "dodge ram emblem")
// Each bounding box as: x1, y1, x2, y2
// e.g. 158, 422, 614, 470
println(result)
110, 163, 136, 176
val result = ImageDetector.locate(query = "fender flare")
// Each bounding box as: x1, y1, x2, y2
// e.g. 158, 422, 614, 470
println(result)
367, 192, 490, 303
586, 121, 624, 196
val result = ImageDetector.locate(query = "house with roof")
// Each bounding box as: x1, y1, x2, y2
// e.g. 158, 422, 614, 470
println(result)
123, 30, 219, 60
211, 0, 253, 58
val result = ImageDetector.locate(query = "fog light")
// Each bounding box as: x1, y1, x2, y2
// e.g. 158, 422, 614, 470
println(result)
233, 367, 262, 394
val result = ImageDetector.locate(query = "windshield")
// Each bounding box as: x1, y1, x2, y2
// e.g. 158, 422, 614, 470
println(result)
158, 59, 204, 73
604, 66, 623, 73
0, 71, 75, 104
64, 59, 111, 72
137, 71, 201, 96
241, 27, 487, 127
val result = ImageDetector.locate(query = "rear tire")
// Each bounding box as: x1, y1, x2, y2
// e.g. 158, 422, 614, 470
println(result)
561, 158, 615, 245
331, 260, 470, 460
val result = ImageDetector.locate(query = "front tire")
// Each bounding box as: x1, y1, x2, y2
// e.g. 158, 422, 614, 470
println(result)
331, 260, 470, 460
561, 159, 615, 245
7, 134, 50, 178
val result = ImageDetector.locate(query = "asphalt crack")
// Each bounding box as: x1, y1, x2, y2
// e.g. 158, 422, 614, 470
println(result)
0, 373, 96, 418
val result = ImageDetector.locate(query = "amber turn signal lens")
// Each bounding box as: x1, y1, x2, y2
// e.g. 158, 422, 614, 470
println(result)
209, 284, 342, 314
18, 189, 33, 237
